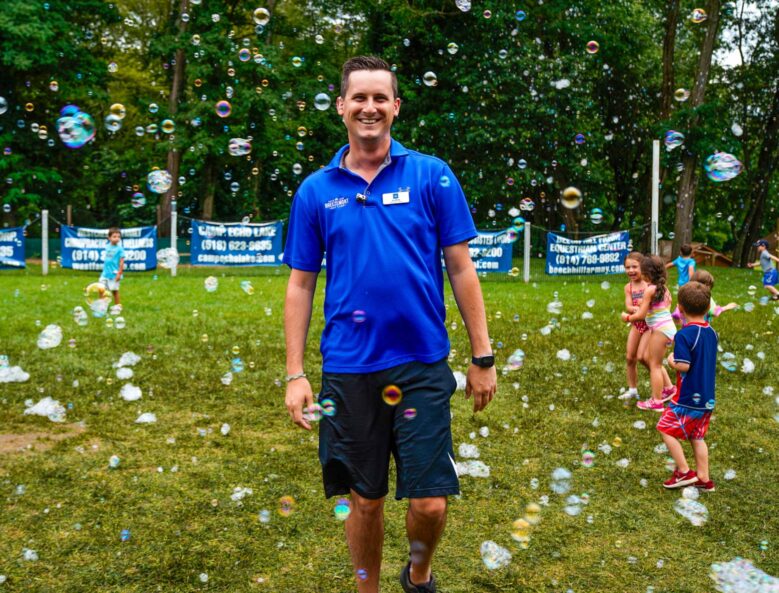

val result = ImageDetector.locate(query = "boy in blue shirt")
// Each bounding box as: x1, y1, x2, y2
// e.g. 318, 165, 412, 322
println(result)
100, 227, 125, 306
658, 280, 718, 492
747, 239, 779, 301
666, 243, 696, 287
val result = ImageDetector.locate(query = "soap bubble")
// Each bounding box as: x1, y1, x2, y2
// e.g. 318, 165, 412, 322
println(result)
506, 349, 525, 370
455, 0, 471, 11
160, 119, 175, 134
574, 133, 586, 144
423, 72, 438, 87
511, 518, 531, 546
215, 100, 232, 118
515, 9, 526, 21
519, 197, 535, 211
131, 193, 146, 208
204, 276, 218, 292
382, 384, 403, 406
238, 48, 251, 62
480, 540, 512, 569
720, 352, 737, 372
511, 216, 525, 233
148, 103, 158, 114
56, 107, 96, 148
278, 495, 295, 517
589, 208, 604, 224
37, 324, 63, 349
303, 403, 322, 422
0, 97, 8, 115
674, 498, 708, 526
674, 88, 690, 102
104, 114, 122, 132
253, 7, 270, 25
731, 122, 743, 137
561, 187, 582, 209
447, 42, 459, 55
586, 40, 600, 54
352, 310, 366, 324
665, 130, 684, 150
334, 498, 351, 521
147, 169, 173, 194
582, 450, 595, 467
228, 138, 252, 156
403, 408, 417, 420
320, 398, 336, 417
240, 280, 254, 295
748, 285, 757, 296
704, 152, 742, 182
156, 248, 179, 269
550, 467, 572, 494
85, 283, 110, 317
314, 93, 331, 111
691, 8, 707, 23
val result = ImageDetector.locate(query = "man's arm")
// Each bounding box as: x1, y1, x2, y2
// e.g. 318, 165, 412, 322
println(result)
284, 268, 319, 430
443, 241, 496, 413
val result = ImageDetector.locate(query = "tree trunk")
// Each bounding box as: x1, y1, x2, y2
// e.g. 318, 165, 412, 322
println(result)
661, 0, 681, 120
159, 0, 188, 237
201, 157, 216, 220
732, 82, 779, 266
671, 0, 721, 256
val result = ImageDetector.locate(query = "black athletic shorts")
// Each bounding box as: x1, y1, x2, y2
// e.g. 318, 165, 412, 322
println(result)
317, 358, 459, 500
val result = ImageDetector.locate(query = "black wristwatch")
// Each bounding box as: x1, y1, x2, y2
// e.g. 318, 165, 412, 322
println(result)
471, 354, 495, 368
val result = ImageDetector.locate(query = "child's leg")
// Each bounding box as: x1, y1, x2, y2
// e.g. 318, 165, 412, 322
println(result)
646, 330, 669, 401
766, 284, 779, 297
661, 432, 690, 474
112, 290, 120, 305
636, 331, 651, 369
690, 439, 709, 482
625, 327, 641, 388
661, 365, 673, 389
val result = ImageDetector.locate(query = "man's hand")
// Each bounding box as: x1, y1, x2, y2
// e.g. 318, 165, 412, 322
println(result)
285, 378, 314, 430
465, 364, 496, 413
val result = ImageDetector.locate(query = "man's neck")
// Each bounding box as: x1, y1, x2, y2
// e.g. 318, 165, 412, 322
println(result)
345, 137, 391, 173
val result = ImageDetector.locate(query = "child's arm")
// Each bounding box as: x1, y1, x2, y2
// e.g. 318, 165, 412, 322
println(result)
664, 260, 674, 270
623, 284, 634, 313
622, 285, 655, 322
666, 352, 690, 373
687, 263, 695, 278
116, 257, 125, 281
768, 251, 779, 263
714, 302, 738, 316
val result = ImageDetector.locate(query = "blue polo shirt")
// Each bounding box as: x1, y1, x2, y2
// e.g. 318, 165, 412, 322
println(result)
672, 321, 718, 411
283, 139, 477, 373
101, 242, 125, 279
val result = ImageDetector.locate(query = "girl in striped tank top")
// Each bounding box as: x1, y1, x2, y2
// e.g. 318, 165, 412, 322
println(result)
622, 255, 677, 411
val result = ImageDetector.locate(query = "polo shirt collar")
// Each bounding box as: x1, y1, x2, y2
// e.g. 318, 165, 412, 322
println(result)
324, 138, 410, 172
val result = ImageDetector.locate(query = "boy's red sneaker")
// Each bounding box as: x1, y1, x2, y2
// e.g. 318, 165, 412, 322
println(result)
663, 469, 698, 489
694, 478, 716, 492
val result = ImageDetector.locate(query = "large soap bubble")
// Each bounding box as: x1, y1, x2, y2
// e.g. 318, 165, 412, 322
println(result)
314, 93, 331, 111
561, 187, 582, 209
147, 169, 173, 194
704, 152, 742, 182
253, 7, 270, 25
56, 105, 96, 148
664, 130, 684, 150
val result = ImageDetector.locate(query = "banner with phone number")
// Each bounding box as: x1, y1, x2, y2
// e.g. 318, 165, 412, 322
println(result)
0, 226, 25, 269
60, 226, 157, 271
546, 231, 630, 275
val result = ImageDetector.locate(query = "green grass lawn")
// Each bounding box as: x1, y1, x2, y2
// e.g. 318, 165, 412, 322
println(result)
1, 262, 777, 592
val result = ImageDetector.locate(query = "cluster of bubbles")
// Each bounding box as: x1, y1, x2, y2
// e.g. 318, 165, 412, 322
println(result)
147, 169, 173, 194
674, 497, 709, 526
228, 138, 252, 157
709, 558, 779, 592
480, 540, 512, 570
704, 152, 743, 182
56, 105, 96, 149
105, 103, 126, 133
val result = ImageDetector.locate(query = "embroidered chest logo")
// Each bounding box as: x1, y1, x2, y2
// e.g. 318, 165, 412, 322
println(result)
324, 197, 349, 210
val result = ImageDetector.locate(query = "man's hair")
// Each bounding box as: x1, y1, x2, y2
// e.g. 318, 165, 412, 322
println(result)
678, 281, 711, 316
680, 244, 693, 256
108, 227, 121, 237
690, 269, 714, 289
340, 56, 398, 99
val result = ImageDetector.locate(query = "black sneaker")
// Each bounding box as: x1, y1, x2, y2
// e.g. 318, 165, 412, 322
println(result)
400, 562, 437, 593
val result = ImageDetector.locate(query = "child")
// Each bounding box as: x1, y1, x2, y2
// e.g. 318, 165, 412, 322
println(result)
689, 270, 738, 323
747, 239, 779, 301
621, 255, 676, 411
666, 244, 696, 288
100, 227, 124, 307
619, 252, 649, 401
658, 281, 718, 491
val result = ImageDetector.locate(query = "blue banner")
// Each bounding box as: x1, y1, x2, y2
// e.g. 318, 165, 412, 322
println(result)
0, 227, 25, 269
61, 226, 157, 271
468, 230, 515, 273
190, 220, 283, 266
545, 231, 630, 275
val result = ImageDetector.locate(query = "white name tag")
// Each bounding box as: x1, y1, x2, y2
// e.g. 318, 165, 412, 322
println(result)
382, 190, 410, 205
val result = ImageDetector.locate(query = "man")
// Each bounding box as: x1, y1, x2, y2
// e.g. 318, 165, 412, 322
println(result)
283, 56, 496, 593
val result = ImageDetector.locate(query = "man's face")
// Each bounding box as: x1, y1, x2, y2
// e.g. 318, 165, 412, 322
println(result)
109, 232, 121, 245
336, 70, 400, 145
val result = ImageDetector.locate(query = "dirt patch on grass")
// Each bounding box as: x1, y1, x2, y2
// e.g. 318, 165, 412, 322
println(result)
0, 423, 86, 455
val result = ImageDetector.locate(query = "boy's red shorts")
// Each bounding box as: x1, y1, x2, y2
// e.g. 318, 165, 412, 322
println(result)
657, 404, 712, 440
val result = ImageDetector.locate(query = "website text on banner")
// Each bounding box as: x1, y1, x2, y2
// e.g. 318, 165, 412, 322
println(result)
190, 220, 284, 266
60, 226, 157, 271
545, 231, 630, 275
468, 230, 514, 273
0, 227, 25, 269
